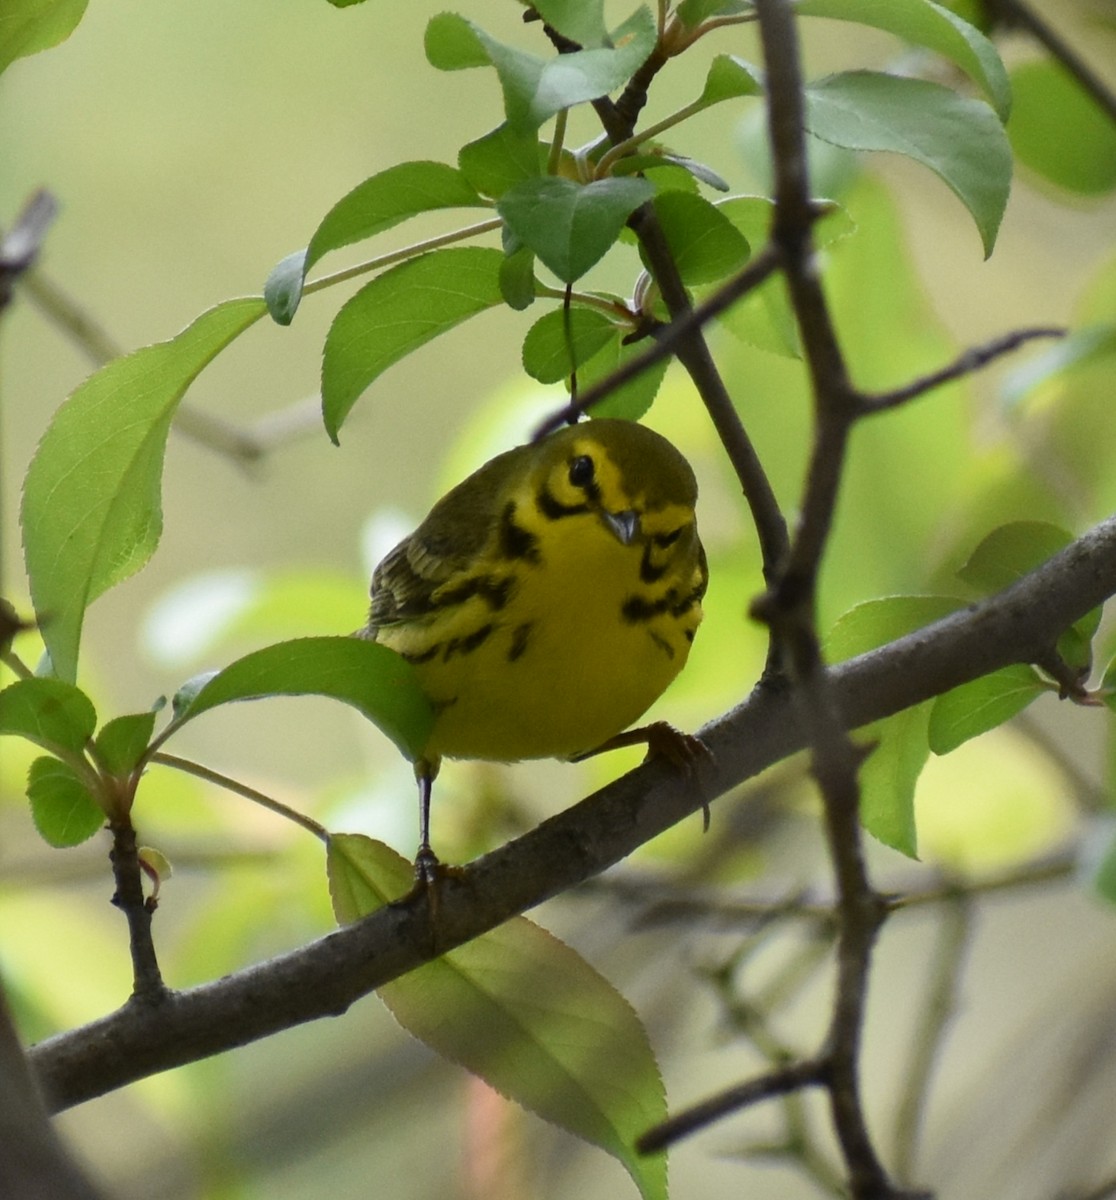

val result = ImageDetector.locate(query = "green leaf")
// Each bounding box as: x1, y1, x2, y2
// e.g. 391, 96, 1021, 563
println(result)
928, 665, 1048, 755
499, 244, 538, 311
426, 8, 658, 131
321, 246, 505, 442
21, 297, 268, 682
328, 835, 669, 1200
695, 54, 764, 108
0, 678, 96, 756
27, 757, 103, 848
643, 191, 749, 286
804, 71, 1010, 257
827, 595, 964, 662
957, 521, 1072, 590
94, 711, 158, 775
522, 307, 620, 383
265, 162, 488, 324
576, 329, 670, 421
424, 11, 490, 70
1092, 821, 1116, 906
675, 0, 752, 27
857, 705, 926, 856
1008, 60, 1116, 196
713, 196, 799, 357
529, 0, 608, 47
828, 596, 965, 857
172, 637, 435, 763
796, 0, 1011, 119
498, 176, 654, 282
0, 0, 88, 76
459, 123, 546, 199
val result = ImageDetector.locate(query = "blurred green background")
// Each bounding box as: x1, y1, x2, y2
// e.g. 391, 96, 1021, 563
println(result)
3, 1, 1116, 1197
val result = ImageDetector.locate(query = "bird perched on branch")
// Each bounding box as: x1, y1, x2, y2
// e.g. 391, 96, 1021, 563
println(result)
361, 417, 708, 875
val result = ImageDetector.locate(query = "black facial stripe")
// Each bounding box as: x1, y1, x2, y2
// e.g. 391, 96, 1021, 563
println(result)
500, 501, 541, 562
640, 543, 669, 584
537, 485, 590, 521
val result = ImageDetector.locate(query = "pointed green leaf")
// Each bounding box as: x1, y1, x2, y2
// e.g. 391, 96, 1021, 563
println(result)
0, 0, 88, 76
797, 0, 1011, 119
828, 596, 965, 856
95, 711, 158, 775
424, 11, 490, 70
499, 244, 538, 311
328, 835, 669, 1200
21, 297, 267, 681
696, 54, 764, 108
576, 329, 669, 421
426, 9, 657, 131
459, 123, 546, 199
958, 521, 1101, 669
804, 71, 1010, 257
643, 191, 749, 286
1009, 60, 1116, 195
957, 520, 1074, 593
28, 756, 103, 848
522, 307, 619, 383
0, 677, 96, 756
675, 0, 752, 27
321, 246, 505, 442
265, 162, 488, 324
827, 595, 964, 663
173, 637, 434, 763
928, 665, 1048, 755
498, 176, 653, 282
529, 0, 608, 47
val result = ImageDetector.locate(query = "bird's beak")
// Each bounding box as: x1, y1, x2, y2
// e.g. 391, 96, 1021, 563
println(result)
602, 509, 640, 545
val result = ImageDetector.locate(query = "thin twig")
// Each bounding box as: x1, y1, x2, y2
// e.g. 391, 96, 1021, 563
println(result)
533, 243, 781, 435
860, 327, 1067, 415
637, 1058, 827, 1153
986, 0, 1116, 126
891, 895, 972, 1184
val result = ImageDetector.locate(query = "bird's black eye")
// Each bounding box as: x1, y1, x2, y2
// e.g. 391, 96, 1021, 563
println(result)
568, 455, 595, 488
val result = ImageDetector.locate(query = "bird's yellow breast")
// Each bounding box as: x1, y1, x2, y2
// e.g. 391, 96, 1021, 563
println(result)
367, 418, 706, 767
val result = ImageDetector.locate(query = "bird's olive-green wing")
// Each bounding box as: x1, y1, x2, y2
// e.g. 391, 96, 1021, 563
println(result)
368, 444, 529, 628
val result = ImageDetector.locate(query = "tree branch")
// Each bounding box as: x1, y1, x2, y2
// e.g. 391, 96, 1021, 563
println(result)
30, 512, 1116, 1112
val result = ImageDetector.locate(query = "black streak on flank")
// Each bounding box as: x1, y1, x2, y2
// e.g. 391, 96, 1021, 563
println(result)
508, 621, 533, 662
500, 501, 541, 563
621, 594, 670, 624
442, 623, 494, 661
436, 574, 515, 612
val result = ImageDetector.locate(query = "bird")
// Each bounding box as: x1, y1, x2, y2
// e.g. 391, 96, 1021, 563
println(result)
360, 416, 708, 878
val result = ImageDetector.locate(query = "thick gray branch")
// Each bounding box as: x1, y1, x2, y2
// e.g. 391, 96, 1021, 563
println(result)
31, 513, 1116, 1112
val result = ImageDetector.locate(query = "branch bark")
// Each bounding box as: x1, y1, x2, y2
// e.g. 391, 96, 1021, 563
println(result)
30, 511, 1116, 1112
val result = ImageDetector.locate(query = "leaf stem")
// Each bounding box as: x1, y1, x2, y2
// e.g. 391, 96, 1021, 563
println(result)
150, 752, 330, 843
595, 98, 708, 177
301, 217, 503, 298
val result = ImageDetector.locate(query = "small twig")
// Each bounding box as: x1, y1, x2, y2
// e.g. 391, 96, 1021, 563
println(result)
891, 894, 972, 1184
108, 818, 167, 1004
637, 1058, 827, 1153
0, 190, 57, 312
860, 327, 1067, 415
986, 0, 1116, 126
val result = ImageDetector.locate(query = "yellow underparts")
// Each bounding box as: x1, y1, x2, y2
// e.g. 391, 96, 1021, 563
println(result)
378, 502, 702, 765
